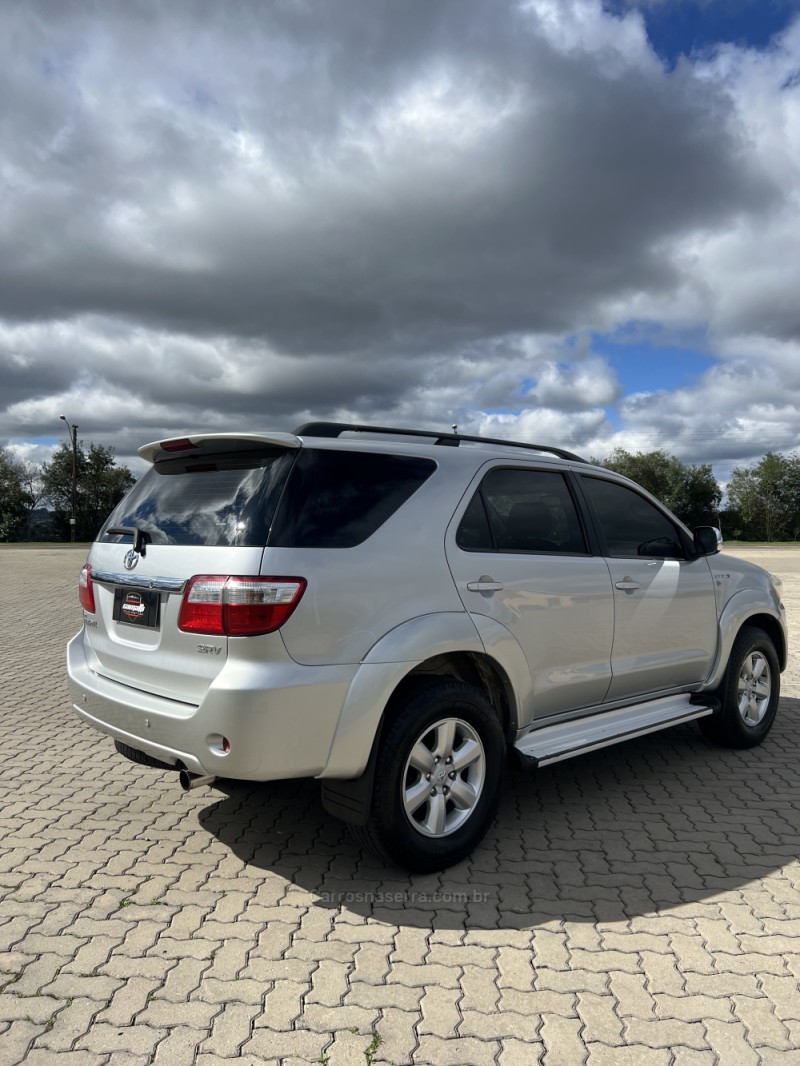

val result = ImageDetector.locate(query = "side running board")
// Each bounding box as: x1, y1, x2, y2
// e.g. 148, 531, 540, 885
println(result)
514, 694, 716, 768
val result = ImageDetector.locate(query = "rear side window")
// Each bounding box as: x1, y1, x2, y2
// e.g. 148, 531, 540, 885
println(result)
457, 468, 587, 553
99, 449, 294, 547
269, 449, 436, 548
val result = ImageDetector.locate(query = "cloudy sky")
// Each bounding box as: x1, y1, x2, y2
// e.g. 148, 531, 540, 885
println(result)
2, 0, 799, 478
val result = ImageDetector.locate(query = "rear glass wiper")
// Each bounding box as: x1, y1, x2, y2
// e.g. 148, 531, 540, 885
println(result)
105, 526, 151, 556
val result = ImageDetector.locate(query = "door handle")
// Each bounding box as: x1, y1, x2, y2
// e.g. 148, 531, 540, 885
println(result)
615, 579, 642, 591
467, 579, 504, 592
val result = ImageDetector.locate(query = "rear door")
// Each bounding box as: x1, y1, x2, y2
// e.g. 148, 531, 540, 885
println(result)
84, 441, 296, 704
445, 463, 614, 718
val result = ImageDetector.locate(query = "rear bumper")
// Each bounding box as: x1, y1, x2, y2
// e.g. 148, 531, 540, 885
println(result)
67, 630, 356, 780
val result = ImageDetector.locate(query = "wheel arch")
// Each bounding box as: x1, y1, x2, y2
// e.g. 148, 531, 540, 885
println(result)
704, 591, 788, 691
321, 612, 521, 779
740, 613, 787, 672
320, 648, 517, 827
700, 614, 783, 749
396, 651, 517, 741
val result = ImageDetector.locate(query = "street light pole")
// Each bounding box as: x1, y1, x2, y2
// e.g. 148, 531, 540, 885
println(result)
59, 415, 79, 542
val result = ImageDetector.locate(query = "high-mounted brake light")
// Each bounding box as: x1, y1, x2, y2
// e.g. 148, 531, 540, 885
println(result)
79, 564, 96, 613
160, 437, 199, 452
178, 576, 306, 636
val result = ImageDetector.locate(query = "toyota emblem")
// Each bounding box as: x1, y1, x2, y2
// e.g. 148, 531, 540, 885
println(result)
123, 549, 140, 570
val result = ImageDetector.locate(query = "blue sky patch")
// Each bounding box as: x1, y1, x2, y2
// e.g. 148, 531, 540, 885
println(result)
608, 0, 798, 66
592, 333, 716, 396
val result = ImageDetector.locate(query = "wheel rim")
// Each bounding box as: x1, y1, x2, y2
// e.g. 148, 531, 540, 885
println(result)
737, 650, 772, 726
402, 717, 486, 838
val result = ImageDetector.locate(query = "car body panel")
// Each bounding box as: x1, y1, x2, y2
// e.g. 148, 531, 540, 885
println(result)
275, 467, 473, 666
321, 613, 487, 777
447, 546, 615, 717
80, 541, 266, 704
603, 555, 719, 701
444, 459, 615, 718
701, 556, 787, 687
68, 629, 355, 780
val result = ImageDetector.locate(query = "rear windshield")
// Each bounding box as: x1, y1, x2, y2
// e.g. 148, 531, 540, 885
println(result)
99, 448, 294, 547
99, 447, 435, 548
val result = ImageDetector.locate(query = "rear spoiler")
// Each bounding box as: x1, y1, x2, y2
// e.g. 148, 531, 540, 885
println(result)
138, 432, 302, 465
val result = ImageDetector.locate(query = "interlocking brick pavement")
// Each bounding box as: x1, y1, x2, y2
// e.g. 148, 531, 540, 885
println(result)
1, 543, 799, 1065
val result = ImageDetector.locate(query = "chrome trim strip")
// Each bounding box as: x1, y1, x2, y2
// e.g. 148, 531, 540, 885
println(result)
91, 569, 186, 592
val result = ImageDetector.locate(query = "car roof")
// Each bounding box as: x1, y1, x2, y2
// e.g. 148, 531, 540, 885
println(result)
139, 421, 595, 474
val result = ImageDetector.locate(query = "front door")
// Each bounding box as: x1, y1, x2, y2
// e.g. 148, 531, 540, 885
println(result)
578, 475, 718, 702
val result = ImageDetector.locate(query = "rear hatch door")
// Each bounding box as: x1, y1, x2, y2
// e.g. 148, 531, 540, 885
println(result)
83, 434, 298, 704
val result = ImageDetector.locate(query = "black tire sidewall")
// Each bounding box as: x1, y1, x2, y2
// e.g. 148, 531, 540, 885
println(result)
711, 627, 780, 747
373, 681, 505, 872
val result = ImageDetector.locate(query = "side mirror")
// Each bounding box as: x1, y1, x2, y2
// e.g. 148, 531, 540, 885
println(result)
694, 525, 722, 556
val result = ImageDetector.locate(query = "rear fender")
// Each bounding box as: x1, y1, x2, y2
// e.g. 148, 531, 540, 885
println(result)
468, 614, 534, 731
320, 613, 484, 779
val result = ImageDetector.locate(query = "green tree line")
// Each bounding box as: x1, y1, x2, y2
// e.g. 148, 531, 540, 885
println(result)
724, 452, 800, 541
597, 448, 722, 529
0, 440, 135, 542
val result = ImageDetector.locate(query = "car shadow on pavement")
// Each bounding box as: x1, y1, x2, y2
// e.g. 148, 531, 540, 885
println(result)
197, 696, 800, 931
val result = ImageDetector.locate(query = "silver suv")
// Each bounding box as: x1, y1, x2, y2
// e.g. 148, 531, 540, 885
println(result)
67, 422, 788, 872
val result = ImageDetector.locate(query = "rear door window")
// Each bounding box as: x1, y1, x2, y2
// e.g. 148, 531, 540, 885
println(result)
456, 468, 588, 553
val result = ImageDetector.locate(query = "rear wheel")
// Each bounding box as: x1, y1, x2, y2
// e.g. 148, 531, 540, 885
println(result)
700, 626, 780, 748
351, 680, 505, 872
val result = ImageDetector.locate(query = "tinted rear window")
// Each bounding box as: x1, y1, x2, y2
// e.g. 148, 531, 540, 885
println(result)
99, 447, 435, 549
456, 468, 587, 553
99, 448, 294, 547
269, 449, 436, 548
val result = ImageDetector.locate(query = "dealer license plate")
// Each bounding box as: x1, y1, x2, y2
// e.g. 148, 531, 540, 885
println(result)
112, 587, 160, 629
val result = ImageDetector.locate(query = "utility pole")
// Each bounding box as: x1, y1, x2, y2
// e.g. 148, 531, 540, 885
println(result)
59, 415, 79, 542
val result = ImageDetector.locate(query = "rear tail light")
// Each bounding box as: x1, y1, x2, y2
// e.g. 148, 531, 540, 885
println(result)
178, 576, 306, 636
79, 564, 96, 613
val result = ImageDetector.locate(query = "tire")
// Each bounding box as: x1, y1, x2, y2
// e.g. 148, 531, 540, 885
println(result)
114, 740, 178, 771
699, 626, 780, 749
350, 680, 505, 873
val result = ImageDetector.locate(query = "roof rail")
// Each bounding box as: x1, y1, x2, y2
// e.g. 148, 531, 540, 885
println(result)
293, 421, 587, 463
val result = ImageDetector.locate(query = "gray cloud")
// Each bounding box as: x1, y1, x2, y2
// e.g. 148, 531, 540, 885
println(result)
1, 0, 799, 474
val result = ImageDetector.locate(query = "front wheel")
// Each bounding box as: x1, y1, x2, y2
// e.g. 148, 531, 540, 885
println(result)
351, 680, 505, 872
700, 626, 780, 748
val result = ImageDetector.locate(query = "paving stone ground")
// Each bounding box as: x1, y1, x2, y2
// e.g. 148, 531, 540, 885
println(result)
1, 543, 799, 1066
